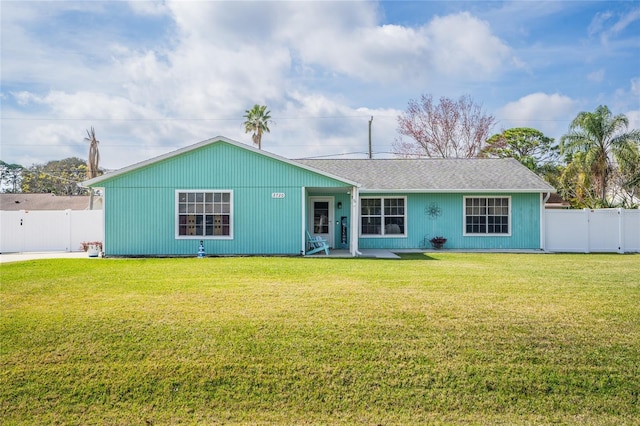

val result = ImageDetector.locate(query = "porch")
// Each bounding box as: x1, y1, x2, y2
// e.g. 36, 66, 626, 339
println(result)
305, 248, 401, 259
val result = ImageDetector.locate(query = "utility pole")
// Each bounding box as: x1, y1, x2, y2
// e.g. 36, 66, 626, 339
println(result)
368, 116, 373, 159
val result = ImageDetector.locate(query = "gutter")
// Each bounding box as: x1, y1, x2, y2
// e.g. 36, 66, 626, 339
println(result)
358, 188, 557, 194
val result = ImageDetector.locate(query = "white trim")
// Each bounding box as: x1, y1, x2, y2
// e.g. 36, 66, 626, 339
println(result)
359, 196, 408, 238
351, 186, 360, 256
462, 195, 512, 237
95, 187, 106, 254
301, 187, 306, 255
359, 188, 556, 194
308, 196, 334, 248
175, 190, 234, 240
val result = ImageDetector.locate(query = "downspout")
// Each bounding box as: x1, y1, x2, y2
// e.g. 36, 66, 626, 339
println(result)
541, 192, 551, 251
99, 187, 106, 256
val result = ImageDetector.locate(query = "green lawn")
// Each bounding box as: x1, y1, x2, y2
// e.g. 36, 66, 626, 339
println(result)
1, 254, 639, 425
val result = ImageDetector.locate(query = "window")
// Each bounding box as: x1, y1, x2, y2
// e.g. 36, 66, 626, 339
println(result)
464, 197, 510, 235
176, 191, 233, 238
361, 197, 406, 236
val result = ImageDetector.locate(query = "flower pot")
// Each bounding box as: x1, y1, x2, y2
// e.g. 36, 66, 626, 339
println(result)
429, 238, 447, 249
87, 244, 100, 257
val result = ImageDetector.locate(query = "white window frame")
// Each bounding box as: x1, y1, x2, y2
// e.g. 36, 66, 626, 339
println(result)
175, 190, 234, 239
360, 196, 407, 238
463, 196, 511, 236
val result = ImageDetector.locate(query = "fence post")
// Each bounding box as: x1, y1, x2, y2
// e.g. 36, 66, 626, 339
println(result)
584, 208, 591, 254
618, 208, 624, 254
66, 209, 72, 252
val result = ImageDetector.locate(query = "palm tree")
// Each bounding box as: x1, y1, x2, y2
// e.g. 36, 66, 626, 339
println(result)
85, 127, 100, 209
85, 127, 100, 180
560, 105, 640, 204
558, 151, 599, 208
243, 105, 271, 150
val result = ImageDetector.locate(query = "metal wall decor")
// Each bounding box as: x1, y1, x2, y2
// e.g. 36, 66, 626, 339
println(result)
426, 202, 441, 219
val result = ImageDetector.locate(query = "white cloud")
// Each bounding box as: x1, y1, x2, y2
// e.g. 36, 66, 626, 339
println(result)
631, 77, 640, 97
588, 11, 614, 37
3, 1, 514, 169
2, 1, 634, 171
425, 13, 511, 79
622, 78, 640, 131
283, 9, 512, 83
498, 93, 578, 141
612, 77, 640, 123
588, 69, 605, 83
607, 8, 640, 37
128, 1, 170, 16
626, 110, 640, 132
589, 8, 640, 43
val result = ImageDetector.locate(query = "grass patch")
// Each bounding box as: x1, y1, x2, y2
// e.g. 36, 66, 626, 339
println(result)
1, 254, 639, 424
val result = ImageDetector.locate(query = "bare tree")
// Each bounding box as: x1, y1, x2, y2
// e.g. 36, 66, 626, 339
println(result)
393, 94, 495, 158
0, 160, 24, 193
85, 127, 100, 180
85, 127, 100, 209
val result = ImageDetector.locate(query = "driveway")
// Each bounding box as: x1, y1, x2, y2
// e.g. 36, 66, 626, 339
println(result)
0, 251, 91, 264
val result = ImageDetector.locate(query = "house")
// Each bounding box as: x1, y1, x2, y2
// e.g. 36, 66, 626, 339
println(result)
544, 193, 571, 209
82, 136, 556, 257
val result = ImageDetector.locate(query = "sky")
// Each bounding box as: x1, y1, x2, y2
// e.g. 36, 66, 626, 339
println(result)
1, 0, 639, 171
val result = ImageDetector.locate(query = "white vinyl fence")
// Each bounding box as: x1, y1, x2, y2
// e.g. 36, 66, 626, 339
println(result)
0, 210, 103, 253
545, 208, 640, 253
1, 208, 638, 254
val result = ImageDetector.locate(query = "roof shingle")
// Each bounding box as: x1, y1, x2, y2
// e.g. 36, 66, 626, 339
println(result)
0, 194, 92, 211
297, 158, 555, 192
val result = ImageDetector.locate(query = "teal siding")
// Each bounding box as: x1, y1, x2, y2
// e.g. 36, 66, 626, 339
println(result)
100, 142, 350, 255
357, 193, 541, 250
332, 193, 352, 247
96, 140, 544, 255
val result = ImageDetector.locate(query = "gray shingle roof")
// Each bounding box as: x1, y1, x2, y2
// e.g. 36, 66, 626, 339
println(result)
297, 158, 555, 192
0, 194, 92, 211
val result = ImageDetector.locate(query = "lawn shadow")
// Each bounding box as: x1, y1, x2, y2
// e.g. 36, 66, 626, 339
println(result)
395, 253, 439, 261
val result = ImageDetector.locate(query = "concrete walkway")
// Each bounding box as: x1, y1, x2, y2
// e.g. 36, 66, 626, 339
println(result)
0, 251, 90, 264
306, 249, 401, 259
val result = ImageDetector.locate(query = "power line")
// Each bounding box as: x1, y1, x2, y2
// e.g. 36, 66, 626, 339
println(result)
298, 152, 368, 159
0, 114, 378, 121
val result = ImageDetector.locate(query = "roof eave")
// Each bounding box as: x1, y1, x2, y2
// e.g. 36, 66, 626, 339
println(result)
81, 136, 361, 188
358, 188, 557, 193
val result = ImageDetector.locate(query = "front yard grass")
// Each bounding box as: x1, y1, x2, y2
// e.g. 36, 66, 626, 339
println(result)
1, 253, 639, 424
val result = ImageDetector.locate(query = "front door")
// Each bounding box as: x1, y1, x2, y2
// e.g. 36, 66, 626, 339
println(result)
309, 197, 334, 248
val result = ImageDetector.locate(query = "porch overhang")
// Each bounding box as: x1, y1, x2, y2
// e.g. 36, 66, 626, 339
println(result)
302, 185, 360, 257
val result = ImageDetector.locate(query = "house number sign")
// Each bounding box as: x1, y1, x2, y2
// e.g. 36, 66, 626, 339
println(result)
271, 192, 286, 199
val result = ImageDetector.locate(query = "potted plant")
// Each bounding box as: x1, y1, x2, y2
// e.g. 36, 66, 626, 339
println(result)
81, 241, 103, 257
429, 236, 447, 249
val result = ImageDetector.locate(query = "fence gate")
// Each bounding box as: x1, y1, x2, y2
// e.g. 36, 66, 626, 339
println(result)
0, 210, 103, 253
545, 208, 640, 253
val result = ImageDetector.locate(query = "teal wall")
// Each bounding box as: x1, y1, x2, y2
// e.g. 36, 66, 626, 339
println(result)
355, 192, 542, 250
97, 140, 543, 255
99, 141, 350, 256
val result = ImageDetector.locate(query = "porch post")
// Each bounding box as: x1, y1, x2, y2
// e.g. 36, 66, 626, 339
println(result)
301, 187, 307, 255
350, 186, 360, 256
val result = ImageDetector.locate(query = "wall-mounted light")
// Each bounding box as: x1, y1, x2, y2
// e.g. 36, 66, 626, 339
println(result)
337, 202, 343, 209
